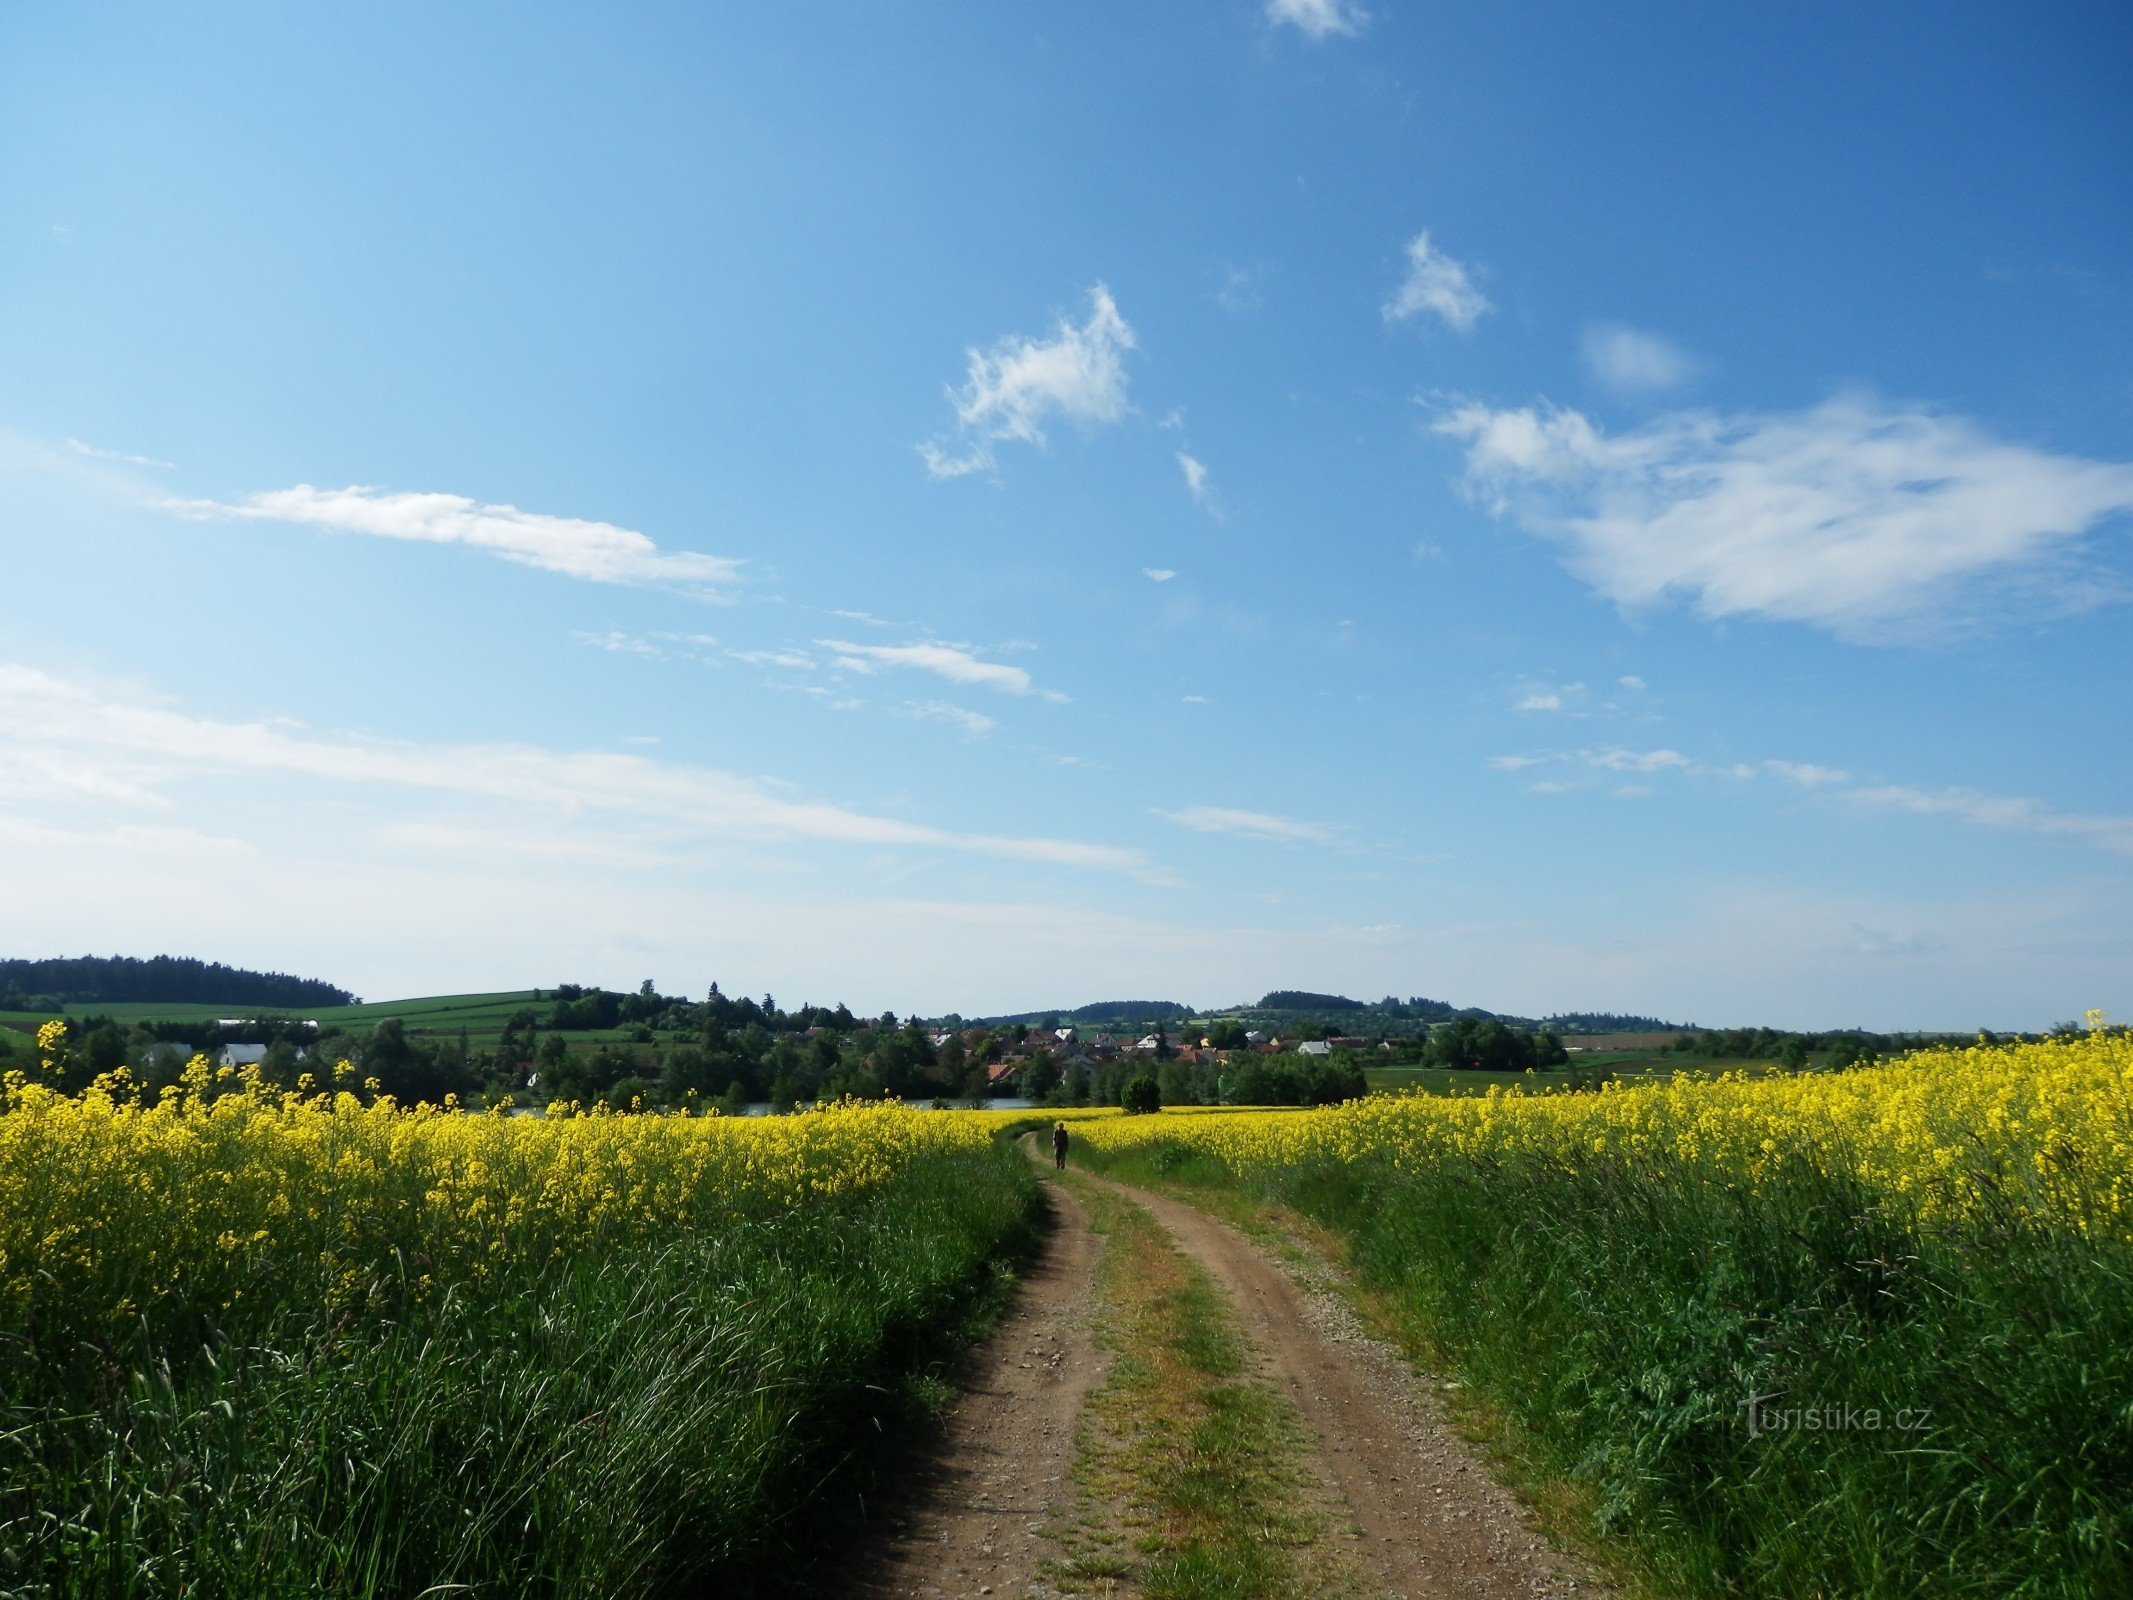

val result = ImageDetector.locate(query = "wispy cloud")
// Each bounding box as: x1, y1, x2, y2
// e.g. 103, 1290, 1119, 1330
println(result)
0, 664, 1151, 877
1584, 746, 1692, 774
1436, 393, 2133, 639
165, 484, 740, 593
901, 700, 996, 738
1580, 323, 1700, 394
1155, 805, 1333, 844
1514, 679, 1588, 714
1266, 0, 1366, 40
1143, 567, 1178, 583
1384, 232, 1492, 333
819, 639, 1067, 702
1764, 759, 1850, 788
67, 437, 174, 469
1490, 739, 2133, 860
1848, 784, 2133, 857
573, 629, 669, 659
921, 286, 1137, 478
1215, 264, 1263, 313
1177, 451, 1219, 515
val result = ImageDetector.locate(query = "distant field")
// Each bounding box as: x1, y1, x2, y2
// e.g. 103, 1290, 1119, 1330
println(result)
0, 991, 564, 1051
0, 989, 537, 1027
1363, 1053, 1779, 1095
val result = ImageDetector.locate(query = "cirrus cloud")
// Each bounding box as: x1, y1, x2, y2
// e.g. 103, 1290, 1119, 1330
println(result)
1436, 392, 2133, 639
1155, 805, 1333, 844
0, 663, 1149, 877
818, 639, 1068, 702
1580, 323, 1701, 394
164, 484, 739, 593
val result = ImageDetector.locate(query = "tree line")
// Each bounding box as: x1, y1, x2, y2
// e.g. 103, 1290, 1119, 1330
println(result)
0, 955, 355, 1010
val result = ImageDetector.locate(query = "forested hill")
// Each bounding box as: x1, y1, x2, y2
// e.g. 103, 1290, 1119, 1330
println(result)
976, 992, 1696, 1036
979, 1000, 1195, 1026
0, 956, 356, 1009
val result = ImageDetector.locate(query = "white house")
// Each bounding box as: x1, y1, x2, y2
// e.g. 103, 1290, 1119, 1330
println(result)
218, 1043, 270, 1069
1297, 1039, 1332, 1057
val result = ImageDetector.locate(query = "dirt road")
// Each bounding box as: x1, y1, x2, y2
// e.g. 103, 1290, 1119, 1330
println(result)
1094, 1174, 1603, 1600
862, 1151, 1606, 1599
856, 1183, 1105, 1600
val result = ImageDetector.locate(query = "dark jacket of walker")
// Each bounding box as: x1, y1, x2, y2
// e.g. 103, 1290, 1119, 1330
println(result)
1051, 1125, 1069, 1166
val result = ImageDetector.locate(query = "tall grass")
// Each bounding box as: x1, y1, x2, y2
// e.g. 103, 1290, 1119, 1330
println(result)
1073, 1038, 2133, 1598
0, 1085, 1041, 1598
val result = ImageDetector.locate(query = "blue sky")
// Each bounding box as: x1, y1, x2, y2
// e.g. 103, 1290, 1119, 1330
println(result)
3, 1, 2129, 1027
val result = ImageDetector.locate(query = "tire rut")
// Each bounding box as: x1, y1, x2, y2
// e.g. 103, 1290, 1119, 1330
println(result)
1076, 1168, 1608, 1600
854, 1182, 1103, 1600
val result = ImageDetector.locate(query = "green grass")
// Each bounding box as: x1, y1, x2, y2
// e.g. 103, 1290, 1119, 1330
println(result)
0, 1141, 1042, 1598
0, 990, 671, 1063
1073, 1136, 2133, 1599
1056, 1174, 1336, 1599
0, 988, 544, 1029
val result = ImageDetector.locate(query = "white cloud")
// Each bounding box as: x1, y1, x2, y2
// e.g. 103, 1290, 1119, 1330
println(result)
1580, 323, 1700, 394
1436, 393, 2133, 638
67, 437, 174, 469
1849, 923, 1947, 957
1143, 567, 1178, 583
1384, 233, 1492, 333
0, 664, 1151, 877
166, 484, 740, 593
1849, 784, 2133, 858
1490, 737, 2133, 863
818, 639, 1065, 701
726, 647, 815, 669
1155, 806, 1333, 844
1618, 674, 1648, 691
1584, 747, 1691, 773
1182, 694, 1210, 704
574, 630, 668, 658
1518, 693, 1563, 712
921, 286, 1137, 478
1177, 451, 1219, 514
1764, 759, 1850, 788
1215, 265, 1263, 314
901, 700, 996, 738
1266, 0, 1366, 40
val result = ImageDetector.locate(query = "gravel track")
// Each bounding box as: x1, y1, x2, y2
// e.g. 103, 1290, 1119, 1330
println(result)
855, 1182, 1104, 1600
860, 1144, 1608, 1599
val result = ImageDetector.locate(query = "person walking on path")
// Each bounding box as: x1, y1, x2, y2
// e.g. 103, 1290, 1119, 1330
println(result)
1051, 1121, 1070, 1170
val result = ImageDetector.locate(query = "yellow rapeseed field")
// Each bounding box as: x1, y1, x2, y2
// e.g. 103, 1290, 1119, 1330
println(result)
0, 1051, 1011, 1340
1072, 1026, 2133, 1232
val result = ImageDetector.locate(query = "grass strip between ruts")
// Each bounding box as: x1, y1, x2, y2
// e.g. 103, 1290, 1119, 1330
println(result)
1047, 1170, 1358, 1600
